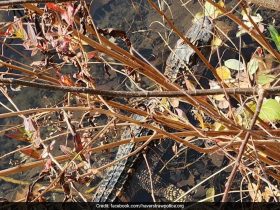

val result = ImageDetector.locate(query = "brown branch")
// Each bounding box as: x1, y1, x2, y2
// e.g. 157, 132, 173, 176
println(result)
1, 78, 280, 98
0, 106, 214, 153
0, 0, 75, 7
0, 61, 58, 84
23, 2, 245, 149
222, 88, 265, 202
143, 153, 156, 202
1, 129, 280, 177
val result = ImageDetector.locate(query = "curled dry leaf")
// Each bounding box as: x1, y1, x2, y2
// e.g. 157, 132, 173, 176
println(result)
60, 145, 74, 156
248, 183, 262, 202
60, 74, 74, 86
237, 8, 263, 37
172, 143, 178, 155
73, 133, 84, 153
262, 186, 280, 202
218, 99, 229, 109
46, 3, 79, 26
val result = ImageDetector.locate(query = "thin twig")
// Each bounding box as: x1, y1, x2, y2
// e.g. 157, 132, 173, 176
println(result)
0, 106, 229, 153
0, 0, 75, 7
174, 161, 236, 201
143, 153, 156, 202
1, 129, 279, 177
222, 88, 265, 202
1, 77, 279, 97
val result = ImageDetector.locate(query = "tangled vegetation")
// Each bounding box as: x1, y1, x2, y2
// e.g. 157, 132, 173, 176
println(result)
0, 0, 279, 203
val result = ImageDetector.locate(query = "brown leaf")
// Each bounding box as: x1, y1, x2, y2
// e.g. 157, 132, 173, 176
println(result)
5, 128, 30, 142
19, 148, 41, 160
87, 51, 100, 60
73, 133, 83, 153
60, 74, 74, 86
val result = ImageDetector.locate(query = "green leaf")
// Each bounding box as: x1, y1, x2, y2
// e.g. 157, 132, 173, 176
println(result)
205, 187, 215, 202
268, 25, 280, 52
251, 99, 280, 122
224, 59, 245, 71
247, 57, 259, 75
257, 74, 275, 85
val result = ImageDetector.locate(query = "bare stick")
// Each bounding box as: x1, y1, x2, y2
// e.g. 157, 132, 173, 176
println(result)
0, 0, 75, 7
222, 88, 265, 202
143, 153, 156, 202
1, 77, 279, 98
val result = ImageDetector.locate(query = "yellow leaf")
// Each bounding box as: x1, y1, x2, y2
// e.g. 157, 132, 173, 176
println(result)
235, 114, 243, 126
261, 186, 280, 201
216, 66, 232, 80
241, 7, 251, 18
85, 186, 98, 194
72, 36, 88, 45
213, 122, 225, 131
262, 187, 272, 202
211, 37, 222, 49
193, 12, 205, 23
160, 97, 170, 109
205, 187, 215, 202
213, 94, 225, 101
204, 0, 224, 19
248, 183, 262, 202
14, 28, 27, 40
193, 110, 205, 129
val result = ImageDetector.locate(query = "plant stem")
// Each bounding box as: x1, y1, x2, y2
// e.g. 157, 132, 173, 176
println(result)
222, 88, 265, 202
1, 78, 279, 97
0, 0, 75, 7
